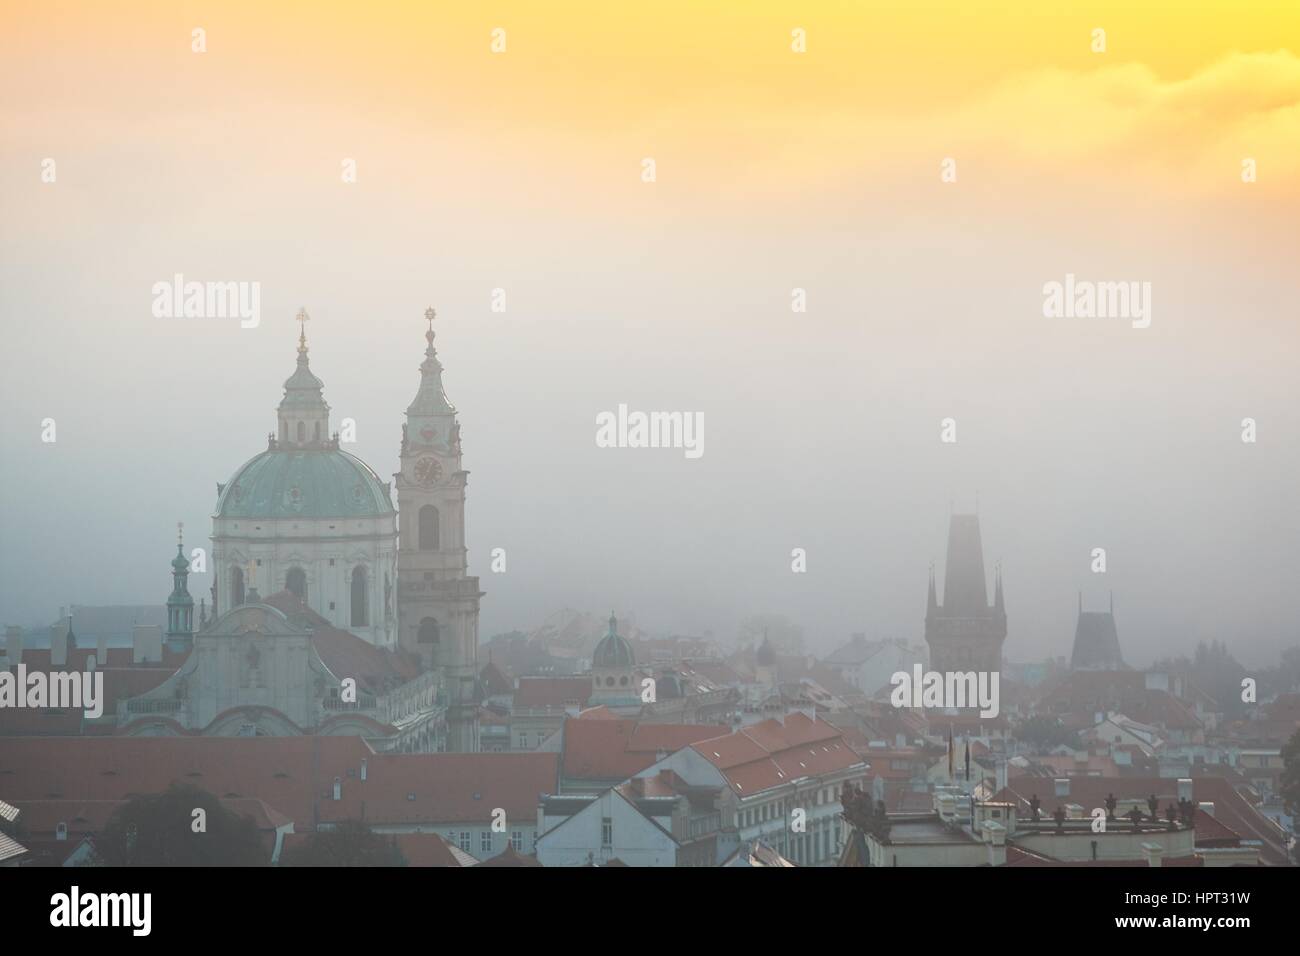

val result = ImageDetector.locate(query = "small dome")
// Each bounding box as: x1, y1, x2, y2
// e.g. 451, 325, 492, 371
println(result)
215, 449, 394, 520
593, 613, 635, 669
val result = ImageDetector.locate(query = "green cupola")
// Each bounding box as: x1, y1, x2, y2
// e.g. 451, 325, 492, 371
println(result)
166, 522, 195, 652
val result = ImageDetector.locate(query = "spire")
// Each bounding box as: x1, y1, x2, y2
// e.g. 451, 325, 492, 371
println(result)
926, 563, 938, 615
993, 564, 1004, 615
278, 308, 330, 447
166, 522, 194, 651
940, 514, 990, 616
407, 306, 456, 421
608, 611, 617, 636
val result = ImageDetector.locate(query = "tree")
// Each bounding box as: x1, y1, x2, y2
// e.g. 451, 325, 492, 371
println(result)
93, 784, 266, 866
279, 819, 407, 867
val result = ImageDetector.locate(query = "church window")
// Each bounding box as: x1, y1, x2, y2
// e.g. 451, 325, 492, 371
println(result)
231, 566, 245, 606
418, 505, 440, 550
459, 832, 470, 852
605, 677, 615, 687
601, 817, 613, 847
351, 566, 368, 626
619, 676, 628, 686
480, 831, 492, 853
296, 421, 305, 442
418, 617, 440, 644
286, 567, 307, 600
511, 830, 522, 851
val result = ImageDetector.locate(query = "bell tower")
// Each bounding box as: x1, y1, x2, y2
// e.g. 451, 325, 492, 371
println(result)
395, 307, 483, 752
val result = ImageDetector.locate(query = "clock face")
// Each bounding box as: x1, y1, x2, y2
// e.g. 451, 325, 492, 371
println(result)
414, 456, 442, 486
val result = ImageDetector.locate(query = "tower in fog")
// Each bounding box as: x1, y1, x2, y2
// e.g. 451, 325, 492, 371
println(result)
395, 308, 483, 752
1070, 593, 1125, 671
924, 514, 1006, 673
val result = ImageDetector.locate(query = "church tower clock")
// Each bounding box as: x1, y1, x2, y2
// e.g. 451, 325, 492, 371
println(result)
396, 308, 483, 752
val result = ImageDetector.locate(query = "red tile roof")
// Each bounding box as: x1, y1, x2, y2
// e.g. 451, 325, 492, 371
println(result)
263, 591, 423, 693
561, 718, 729, 781
476, 845, 543, 867
513, 677, 592, 710
317, 751, 560, 826
691, 713, 866, 797
0, 735, 374, 828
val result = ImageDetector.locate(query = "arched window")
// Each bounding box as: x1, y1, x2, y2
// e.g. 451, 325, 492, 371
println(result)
351, 566, 368, 626
286, 567, 307, 601
296, 421, 306, 443
231, 566, 245, 606
418, 617, 440, 644
418, 505, 440, 551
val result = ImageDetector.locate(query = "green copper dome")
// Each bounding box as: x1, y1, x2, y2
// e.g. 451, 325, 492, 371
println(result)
593, 613, 635, 668
215, 449, 395, 520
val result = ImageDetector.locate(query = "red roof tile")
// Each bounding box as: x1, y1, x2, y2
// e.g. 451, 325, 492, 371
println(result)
561, 719, 729, 781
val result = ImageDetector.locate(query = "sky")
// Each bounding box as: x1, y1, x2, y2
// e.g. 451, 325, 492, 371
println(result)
1, 1, 1298, 666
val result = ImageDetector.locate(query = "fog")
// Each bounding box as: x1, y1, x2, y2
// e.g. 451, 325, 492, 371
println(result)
2, 8, 1297, 669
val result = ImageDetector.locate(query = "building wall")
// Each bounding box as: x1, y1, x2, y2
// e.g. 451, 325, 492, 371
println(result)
212, 513, 398, 647
536, 790, 677, 867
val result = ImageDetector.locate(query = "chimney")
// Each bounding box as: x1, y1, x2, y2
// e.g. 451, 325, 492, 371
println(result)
1054, 777, 1070, 797
360, 758, 367, 782
1177, 778, 1193, 803
50, 622, 69, 667
983, 820, 1006, 867
996, 758, 1008, 793
133, 625, 163, 664
5, 626, 22, 667
895, 732, 906, 749
333, 776, 342, 801
96, 633, 108, 668
1141, 842, 1164, 867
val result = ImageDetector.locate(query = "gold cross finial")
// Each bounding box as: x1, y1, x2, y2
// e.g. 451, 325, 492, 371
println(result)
296, 307, 310, 353
425, 306, 436, 329
177, 521, 184, 545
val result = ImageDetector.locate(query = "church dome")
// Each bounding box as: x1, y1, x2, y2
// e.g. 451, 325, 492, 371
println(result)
592, 613, 635, 668
215, 448, 394, 520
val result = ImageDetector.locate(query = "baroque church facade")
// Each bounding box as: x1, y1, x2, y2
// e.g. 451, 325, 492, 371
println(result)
200, 308, 482, 750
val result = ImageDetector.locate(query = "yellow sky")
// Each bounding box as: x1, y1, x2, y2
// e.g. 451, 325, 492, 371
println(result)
4, 0, 1298, 212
